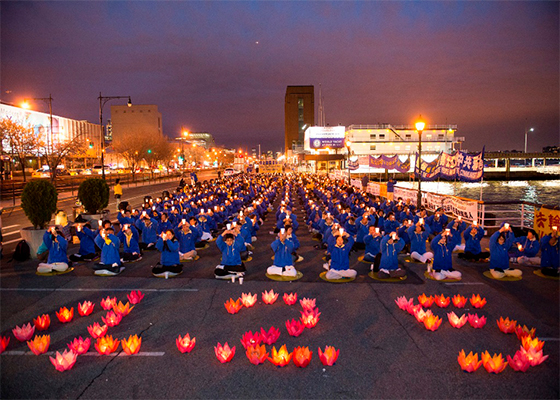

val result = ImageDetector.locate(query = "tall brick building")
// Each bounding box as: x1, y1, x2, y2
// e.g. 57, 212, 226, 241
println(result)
284, 86, 314, 153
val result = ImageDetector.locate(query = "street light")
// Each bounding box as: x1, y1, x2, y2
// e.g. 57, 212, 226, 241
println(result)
415, 116, 426, 208
22, 95, 53, 157
345, 139, 352, 184
524, 127, 534, 154
98, 92, 132, 179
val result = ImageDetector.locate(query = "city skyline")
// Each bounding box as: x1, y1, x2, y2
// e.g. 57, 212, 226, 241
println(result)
1, 1, 558, 152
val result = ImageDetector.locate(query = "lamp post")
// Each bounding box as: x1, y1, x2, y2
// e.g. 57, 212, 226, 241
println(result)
98, 92, 131, 180
22, 94, 53, 158
345, 139, 352, 184
415, 117, 425, 208
524, 127, 534, 154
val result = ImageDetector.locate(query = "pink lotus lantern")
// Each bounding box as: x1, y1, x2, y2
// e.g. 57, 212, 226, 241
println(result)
121, 335, 142, 355
417, 294, 434, 308
127, 290, 145, 305
224, 298, 243, 314
447, 312, 468, 329
262, 290, 278, 305
176, 334, 196, 353
300, 297, 317, 311
95, 335, 119, 355
293, 346, 313, 368
434, 294, 450, 308
241, 293, 257, 308
27, 335, 50, 355
283, 292, 298, 305
113, 301, 134, 317
423, 314, 442, 331
507, 350, 531, 372
467, 313, 487, 329
50, 349, 78, 372
240, 331, 262, 349
522, 336, 544, 352
395, 296, 413, 311
102, 311, 122, 327
286, 319, 305, 337
470, 294, 487, 309
68, 337, 91, 355
407, 303, 422, 316
0, 336, 10, 354
33, 314, 51, 331
520, 346, 548, 366
214, 342, 235, 363
300, 308, 321, 328
87, 323, 108, 339
245, 344, 268, 365
515, 325, 536, 340
318, 345, 339, 366
497, 317, 517, 334
100, 296, 117, 310
452, 294, 467, 308
414, 308, 432, 323
457, 350, 482, 372
268, 344, 292, 367
12, 323, 35, 342
481, 351, 508, 374
56, 307, 74, 323
78, 301, 95, 317
260, 326, 280, 345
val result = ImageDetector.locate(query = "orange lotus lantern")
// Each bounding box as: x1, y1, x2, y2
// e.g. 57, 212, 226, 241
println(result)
241, 292, 257, 308
56, 307, 74, 323
176, 334, 196, 353
214, 342, 235, 363
260, 326, 281, 345
268, 344, 293, 367
447, 312, 468, 329
452, 294, 467, 308
414, 308, 432, 323
127, 290, 145, 305
496, 317, 517, 334
100, 296, 117, 310
262, 290, 278, 305
121, 334, 142, 355
300, 297, 317, 311
283, 292, 298, 305
0, 336, 10, 354
318, 345, 339, 366
87, 323, 108, 339
395, 296, 413, 311
50, 349, 78, 372
245, 344, 268, 365
113, 301, 134, 317
95, 335, 120, 355
520, 346, 548, 366
27, 334, 50, 355
224, 298, 243, 314
522, 336, 544, 352
457, 350, 483, 373
78, 301, 95, 317
33, 314, 51, 331
293, 346, 313, 368
423, 314, 442, 331
507, 350, 531, 372
481, 351, 508, 374
434, 294, 450, 308
12, 323, 35, 342
515, 325, 536, 340
467, 313, 487, 329
102, 311, 122, 327
407, 303, 422, 316
417, 294, 434, 308
470, 294, 487, 309
68, 336, 91, 355
300, 308, 321, 328
286, 319, 305, 337
240, 331, 262, 349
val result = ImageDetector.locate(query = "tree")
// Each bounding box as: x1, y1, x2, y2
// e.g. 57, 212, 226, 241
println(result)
44, 127, 90, 183
0, 117, 40, 182
112, 128, 152, 179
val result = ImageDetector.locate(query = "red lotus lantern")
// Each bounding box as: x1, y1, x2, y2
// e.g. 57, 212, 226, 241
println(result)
78, 301, 95, 317
417, 294, 434, 308
95, 335, 120, 355
318, 345, 339, 366
262, 290, 278, 305
520, 346, 548, 366
33, 314, 51, 331
293, 346, 313, 368
423, 314, 442, 331
224, 298, 243, 314
121, 334, 142, 355
102, 311, 122, 327
395, 296, 413, 311
100, 296, 117, 310
0, 336, 10, 354
12, 323, 35, 342
127, 290, 145, 305
507, 350, 531, 372
515, 325, 536, 340
286, 319, 305, 337
27, 334, 50, 355
522, 336, 544, 352
470, 294, 487, 309
214, 342, 235, 363
240, 331, 262, 349
245, 344, 268, 365
113, 301, 134, 317
260, 326, 280, 345
496, 317, 517, 334
68, 336, 91, 355
56, 307, 74, 323
176, 334, 196, 353
87, 323, 108, 339
268, 344, 293, 367
50, 349, 78, 372
414, 308, 432, 323
300, 297, 317, 311
407, 303, 422, 316
447, 312, 468, 329
300, 308, 321, 328
241, 292, 257, 308
452, 294, 467, 308
467, 313, 487, 329
457, 350, 483, 373
434, 294, 450, 308
481, 351, 507, 374
283, 292, 298, 305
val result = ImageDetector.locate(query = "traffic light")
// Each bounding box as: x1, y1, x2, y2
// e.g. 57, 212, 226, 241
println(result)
147, 149, 152, 154
89, 142, 93, 149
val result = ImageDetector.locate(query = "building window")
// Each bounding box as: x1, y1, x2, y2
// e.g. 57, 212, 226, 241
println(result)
370, 134, 376, 140
370, 145, 376, 151
298, 98, 304, 122
438, 134, 444, 140
406, 134, 412, 139
379, 134, 385, 140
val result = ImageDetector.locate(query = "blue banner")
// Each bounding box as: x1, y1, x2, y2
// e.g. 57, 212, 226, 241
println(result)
414, 148, 484, 182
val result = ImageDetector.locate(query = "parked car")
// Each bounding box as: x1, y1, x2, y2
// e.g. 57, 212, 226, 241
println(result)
223, 168, 240, 177
32, 169, 50, 178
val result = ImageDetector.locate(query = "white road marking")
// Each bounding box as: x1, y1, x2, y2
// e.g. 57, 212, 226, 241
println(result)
1, 238, 23, 245
0, 288, 199, 292
2, 351, 165, 356
1, 225, 20, 230
2, 231, 21, 237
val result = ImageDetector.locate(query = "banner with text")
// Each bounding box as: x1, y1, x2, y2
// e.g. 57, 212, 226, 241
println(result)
534, 207, 560, 238
415, 149, 484, 182
369, 155, 411, 173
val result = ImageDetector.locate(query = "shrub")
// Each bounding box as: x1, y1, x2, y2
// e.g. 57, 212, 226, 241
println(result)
78, 178, 109, 214
21, 180, 58, 229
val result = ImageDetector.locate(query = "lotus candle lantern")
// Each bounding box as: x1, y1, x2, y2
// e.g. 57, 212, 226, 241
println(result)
121, 335, 142, 355
214, 342, 235, 363
262, 290, 278, 305
418, 294, 434, 308
245, 344, 268, 365
470, 294, 487, 309
447, 312, 468, 329
423, 314, 442, 331
27, 334, 50, 355
283, 292, 298, 305
481, 351, 507, 374
102, 311, 122, 327
452, 294, 467, 308
299, 297, 316, 311
395, 296, 413, 311
515, 325, 536, 340
68, 337, 91, 355
127, 290, 144, 305
318, 346, 339, 366
414, 308, 431, 323
434, 294, 450, 308
113, 301, 134, 317
507, 350, 531, 372
293, 346, 312, 368
497, 317, 517, 334
33, 314, 51, 331
95, 335, 119, 355
56, 307, 74, 323
87, 323, 108, 339
300, 308, 321, 328
268, 344, 292, 367
0, 336, 10, 354
12, 323, 35, 342
286, 319, 305, 337
240, 331, 262, 349
467, 313, 487, 329
457, 350, 482, 372
176, 334, 196, 353
260, 326, 280, 345
407, 303, 422, 316
224, 298, 243, 314
520, 346, 548, 366
241, 293, 257, 308
78, 301, 95, 317
521, 336, 544, 352
50, 349, 78, 372
100, 296, 117, 310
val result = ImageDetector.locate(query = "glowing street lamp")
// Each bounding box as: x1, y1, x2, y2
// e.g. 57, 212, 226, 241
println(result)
415, 116, 426, 207
524, 127, 534, 154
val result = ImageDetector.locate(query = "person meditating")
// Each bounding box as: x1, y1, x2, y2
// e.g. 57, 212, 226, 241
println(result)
214, 229, 246, 280
429, 229, 462, 280
378, 232, 406, 279
267, 228, 297, 277
324, 230, 356, 280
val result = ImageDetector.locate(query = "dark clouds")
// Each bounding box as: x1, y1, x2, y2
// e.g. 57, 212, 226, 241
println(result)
1, 1, 558, 152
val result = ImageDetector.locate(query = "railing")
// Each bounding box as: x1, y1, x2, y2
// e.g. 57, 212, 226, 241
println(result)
478, 201, 542, 231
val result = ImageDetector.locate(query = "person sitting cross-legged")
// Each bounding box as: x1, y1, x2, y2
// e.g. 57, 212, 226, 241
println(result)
407, 221, 433, 263
214, 229, 246, 280
267, 228, 297, 277
363, 225, 382, 271
93, 226, 124, 276
325, 232, 356, 280
69, 223, 97, 262
37, 227, 69, 274
153, 229, 183, 277
457, 223, 489, 262
430, 230, 462, 281
117, 223, 142, 263
488, 223, 522, 279
174, 220, 198, 261
378, 232, 406, 279
540, 229, 559, 277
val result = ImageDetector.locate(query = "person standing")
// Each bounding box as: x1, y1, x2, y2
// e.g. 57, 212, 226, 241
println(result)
114, 179, 123, 211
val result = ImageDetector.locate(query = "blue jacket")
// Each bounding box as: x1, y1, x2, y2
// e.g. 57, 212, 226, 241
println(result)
407, 225, 431, 254
489, 231, 514, 270
216, 234, 244, 266
383, 219, 400, 235
43, 231, 68, 264
427, 214, 448, 235
540, 235, 559, 269
156, 237, 180, 266
379, 235, 405, 270
364, 234, 382, 255
514, 236, 540, 257
174, 228, 197, 253
431, 233, 459, 271
94, 233, 121, 265
463, 226, 485, 255
330, 236, 355, 271
356, 221, 371, 243
117, 226, 140, 254
287, 233, 300, 251
271, 238, 294, 267
77, 226, 96, 255
135, 218, 159, 244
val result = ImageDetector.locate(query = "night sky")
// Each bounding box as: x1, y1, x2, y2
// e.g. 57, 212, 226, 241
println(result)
1, 1, 558, 153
